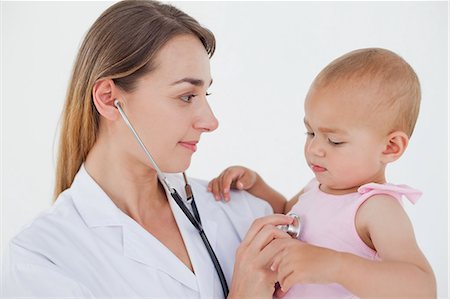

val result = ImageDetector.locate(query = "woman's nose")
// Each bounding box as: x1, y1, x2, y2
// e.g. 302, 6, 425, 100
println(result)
193, 99, 219, 132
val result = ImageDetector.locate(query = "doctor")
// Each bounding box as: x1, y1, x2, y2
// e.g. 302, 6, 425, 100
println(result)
6, 0, 294, 297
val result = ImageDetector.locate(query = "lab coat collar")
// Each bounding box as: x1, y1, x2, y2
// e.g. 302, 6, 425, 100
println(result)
71, 165, 123, 227
70, 165, 199, 292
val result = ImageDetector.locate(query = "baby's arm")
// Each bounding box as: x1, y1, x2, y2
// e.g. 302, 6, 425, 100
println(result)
270, 194, 436, 297
208, 166, 287, 214
342, 195, 436, 296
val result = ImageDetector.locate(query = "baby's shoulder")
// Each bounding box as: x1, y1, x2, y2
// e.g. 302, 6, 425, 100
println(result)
357, 182, 421, 205
356, 183, 421, 230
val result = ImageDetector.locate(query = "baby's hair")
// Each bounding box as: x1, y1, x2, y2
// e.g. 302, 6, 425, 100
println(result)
313, 48, 421, 137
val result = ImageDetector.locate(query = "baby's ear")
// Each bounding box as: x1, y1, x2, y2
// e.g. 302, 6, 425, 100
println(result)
381, 131, 409, 163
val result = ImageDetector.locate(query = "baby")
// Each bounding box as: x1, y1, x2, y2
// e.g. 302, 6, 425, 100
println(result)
208, 48, 436, 298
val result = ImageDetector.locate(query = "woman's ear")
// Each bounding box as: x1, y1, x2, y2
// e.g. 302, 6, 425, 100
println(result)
381, 131, 409, 164
92, 78, 120, 120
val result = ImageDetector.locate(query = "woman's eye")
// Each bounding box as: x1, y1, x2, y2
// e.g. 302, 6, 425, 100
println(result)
180, 94, 196, 103
180, 92, 211, 103
305, 132, 315, 137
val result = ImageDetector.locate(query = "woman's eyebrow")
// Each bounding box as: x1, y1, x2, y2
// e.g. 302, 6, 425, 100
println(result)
171, 78, 213, 87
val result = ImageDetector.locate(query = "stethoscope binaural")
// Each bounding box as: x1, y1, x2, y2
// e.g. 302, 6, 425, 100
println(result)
114, 100, 229, 297
114, 99, 302, 298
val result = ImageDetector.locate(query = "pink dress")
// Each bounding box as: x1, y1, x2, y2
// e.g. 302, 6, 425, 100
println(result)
284, 179, 421, 298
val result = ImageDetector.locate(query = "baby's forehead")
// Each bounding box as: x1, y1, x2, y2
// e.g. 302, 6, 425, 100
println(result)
308, 78, 385, 108
305, 83, 392, 129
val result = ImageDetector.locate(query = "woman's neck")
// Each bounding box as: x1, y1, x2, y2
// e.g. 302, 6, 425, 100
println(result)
84, 139, 169, 225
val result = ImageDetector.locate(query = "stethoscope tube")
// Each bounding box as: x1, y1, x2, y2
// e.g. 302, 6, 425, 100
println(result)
170, 189, 229, 297
114, 100, 229, 298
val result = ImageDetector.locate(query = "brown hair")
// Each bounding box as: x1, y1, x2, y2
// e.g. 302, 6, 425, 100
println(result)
312, 48, 421, 137
54, 0, 215, 198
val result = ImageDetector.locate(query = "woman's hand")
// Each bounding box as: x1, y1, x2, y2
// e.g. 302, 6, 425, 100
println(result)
208, 166, 257, 201
227, 214, 294, 299
269, 239, 341, 293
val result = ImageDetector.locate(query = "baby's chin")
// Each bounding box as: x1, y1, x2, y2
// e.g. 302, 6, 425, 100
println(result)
318, 181, 360, 195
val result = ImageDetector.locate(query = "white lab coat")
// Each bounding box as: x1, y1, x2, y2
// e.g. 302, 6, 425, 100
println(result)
6, 165, 272, 298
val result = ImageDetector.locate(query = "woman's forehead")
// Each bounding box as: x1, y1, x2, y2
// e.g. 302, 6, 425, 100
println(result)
151, 34, 211, 83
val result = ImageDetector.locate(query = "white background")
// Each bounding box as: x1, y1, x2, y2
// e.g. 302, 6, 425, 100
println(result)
1, 1, 448, 297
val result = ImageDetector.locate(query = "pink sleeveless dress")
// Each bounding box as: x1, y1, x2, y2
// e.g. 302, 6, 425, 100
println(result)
284, 179, 421, 298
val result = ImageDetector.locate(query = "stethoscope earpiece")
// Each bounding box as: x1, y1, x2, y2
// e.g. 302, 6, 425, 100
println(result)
114, 97, 229, 297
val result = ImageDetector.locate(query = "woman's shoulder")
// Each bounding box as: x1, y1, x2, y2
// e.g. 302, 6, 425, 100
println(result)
189, 176, 272, 212
165, 173, 272, 221
185, 176, 273, 240
10, 189, 86, 253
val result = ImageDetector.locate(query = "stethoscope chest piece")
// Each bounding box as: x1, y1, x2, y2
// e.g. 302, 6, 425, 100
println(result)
276, 213, 302, 238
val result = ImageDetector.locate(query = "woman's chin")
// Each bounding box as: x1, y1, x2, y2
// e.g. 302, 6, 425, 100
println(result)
162, 160, 191, 174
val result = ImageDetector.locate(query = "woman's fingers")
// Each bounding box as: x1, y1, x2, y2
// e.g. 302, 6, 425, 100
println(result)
258, 236, 293, 272
230, 215, 296, 298
262, 237, 300, 272
241, 214, 293, 248
252, 226, 291, 260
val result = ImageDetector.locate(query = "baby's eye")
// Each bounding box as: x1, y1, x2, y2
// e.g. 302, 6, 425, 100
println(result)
305, 132, 315, 137
206, 92, 212, 96
180, 94, 196, 103
328, 138, 344, 146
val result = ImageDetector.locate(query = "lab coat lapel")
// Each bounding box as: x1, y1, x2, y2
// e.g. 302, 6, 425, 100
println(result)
166, 176, 219, 299
121, 219, 198, 292
192, 216, 219, 299
72, 165, 198, 292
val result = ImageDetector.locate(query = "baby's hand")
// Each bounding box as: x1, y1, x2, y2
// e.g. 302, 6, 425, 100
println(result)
207, 166, 257, 201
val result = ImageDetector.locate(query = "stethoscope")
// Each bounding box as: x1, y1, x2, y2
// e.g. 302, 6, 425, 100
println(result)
114, 99, 302, 298
114, 100, 229, 297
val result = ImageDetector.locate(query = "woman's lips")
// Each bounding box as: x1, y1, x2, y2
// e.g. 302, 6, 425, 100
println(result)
179, 141, 198, 152
311, 164, 326, 172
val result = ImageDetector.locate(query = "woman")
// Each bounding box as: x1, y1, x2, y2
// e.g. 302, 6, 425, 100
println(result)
6, 0, 293, 297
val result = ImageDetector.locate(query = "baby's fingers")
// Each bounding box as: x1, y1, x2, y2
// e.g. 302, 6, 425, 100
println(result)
237, 169, 257, 190
273, 284, 287, 298
271, 254, 281, 272
208, 178, 222, 201
279, 269, 297, 293
220, 169, 245, 201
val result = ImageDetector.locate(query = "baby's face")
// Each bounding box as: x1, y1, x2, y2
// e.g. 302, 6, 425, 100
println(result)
303, 82, 389, 194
